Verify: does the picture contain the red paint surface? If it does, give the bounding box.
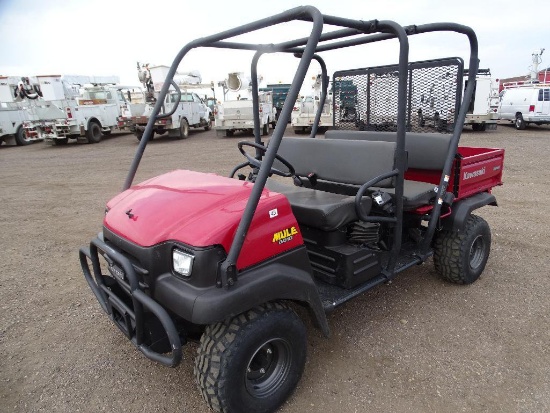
[104,170,303,270]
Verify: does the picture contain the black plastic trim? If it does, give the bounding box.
[443,192,497,231]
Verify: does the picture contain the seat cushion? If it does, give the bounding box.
[373,180,437,209]
[266,180,372,231]
[298,179,437,210]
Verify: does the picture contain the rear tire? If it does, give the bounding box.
[86,121,102,144]
[177,119,189,139]
[195,302,306,413]
[134,131,143,141]
[262,121,269,136]
[14,125,31,146]
[515,114,526,130]
[433,215,491,284]
[225,129,234,137]
[204,119,212,131]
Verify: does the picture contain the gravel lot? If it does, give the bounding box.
[1,122,549,413]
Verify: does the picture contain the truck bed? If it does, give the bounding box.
[405,146,505,200]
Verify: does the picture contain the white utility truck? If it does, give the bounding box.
[23,75,120,145]
[463,69,499,131]
[131,64,212,140]
[291,73,333,133]
[80,84,146,132]
[0,76,43,146]
[214,72,273,137]
[497,49,550,129]
[498,83,550,129]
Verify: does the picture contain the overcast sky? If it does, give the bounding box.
[1,0,548,97]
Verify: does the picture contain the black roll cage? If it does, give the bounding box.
[122,5,479,289]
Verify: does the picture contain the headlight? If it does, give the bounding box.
[172,249,194,277]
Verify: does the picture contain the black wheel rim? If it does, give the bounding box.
[245,338,292,398]
[469,235,485,270]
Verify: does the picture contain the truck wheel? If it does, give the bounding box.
[225,129,234,137]
[204,119,212,131]
[134,131,143,141]
[177,119,189,139]
[515,114,526,130]
[86,121,102,144]
[433,214,491,284]
[14,125,31,146]
[262,121,269,136]
[195,302,306,413]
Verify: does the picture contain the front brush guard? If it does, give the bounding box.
[79,236,182,367]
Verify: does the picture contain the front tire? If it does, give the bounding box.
[195,302,306,413]
[86,121,102,143]
[433,214,491,284]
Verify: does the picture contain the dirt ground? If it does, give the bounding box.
[1,122,549,413]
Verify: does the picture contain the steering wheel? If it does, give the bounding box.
[237,141,295,178]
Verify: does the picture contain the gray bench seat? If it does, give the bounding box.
[266,180,372,231]
[307,179,437,210]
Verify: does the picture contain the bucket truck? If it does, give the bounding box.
[130,64,212,141]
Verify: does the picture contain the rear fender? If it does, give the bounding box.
[443,192,497,231]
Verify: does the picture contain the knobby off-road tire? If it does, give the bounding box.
[86,121,102,144]
[177,119,189,139]
[194,301,306,413]
[433,214,491,284]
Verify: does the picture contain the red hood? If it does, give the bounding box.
[104,170,296,255]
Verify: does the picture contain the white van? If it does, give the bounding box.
[498,84,550,129]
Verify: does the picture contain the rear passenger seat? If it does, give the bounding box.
[323,130,452,209]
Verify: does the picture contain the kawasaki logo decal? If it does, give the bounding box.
[272,226,298,244]
[463,167,486,180]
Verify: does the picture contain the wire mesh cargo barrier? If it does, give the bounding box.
[333,57,464,133]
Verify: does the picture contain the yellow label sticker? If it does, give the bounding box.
[272,226,298,244]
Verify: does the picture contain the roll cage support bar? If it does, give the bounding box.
[122,5,479,288]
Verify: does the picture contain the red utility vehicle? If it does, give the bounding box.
[80,7,504,413]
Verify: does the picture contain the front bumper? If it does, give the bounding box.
[79,236,183,367]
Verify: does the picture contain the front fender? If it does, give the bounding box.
[155,247,330,336]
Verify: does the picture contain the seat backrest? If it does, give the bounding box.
[324,130,451,171]
[275,137,397,188]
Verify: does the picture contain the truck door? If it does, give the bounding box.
[193,93,206,121]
